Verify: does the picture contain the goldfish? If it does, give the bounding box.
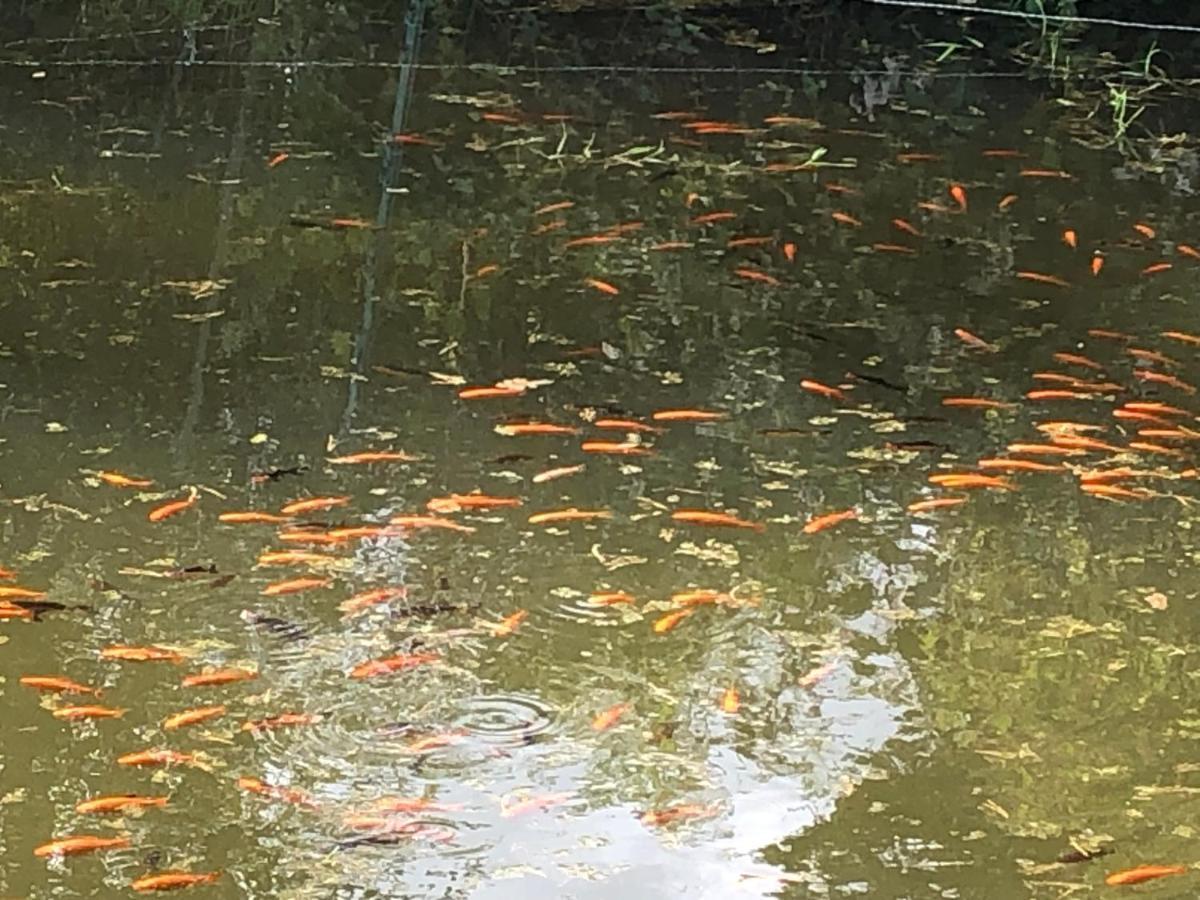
[1052,352,1103,370]
[0,566,14,579]
[733,267,781,286]
[803,509,857,534]
[388,515,477,532]
[907,498,968,513]
[458,385,525,400]
[528,508,612,525]
[719,687,740,714]
[649,240,695,251]
[20,675,100,695]
[403,732,466,754]
[1113,409,1174,426]
[131,871,222,893]
[997,193,1019,210]
[53,705,126,720]
[218,511,292,524]
[872,242,916,254]
[349,652,439,680]
[1019,168,1072,179]
[671,589,727,607]
[591,703,630,731]
[891,218,922,236]
[1015,271,1070,288]
[237,777,313,806]
[163,706,226,730]
[1133,370,1197,394]
[653,609,694,634]
[1142,261,1173,275]
[1006,443,1084,457]
[148,491,198,522]
[117,749,197,768]
[800,379,848,402]
[1128,347,1178,366]
[531,464,586,483]
[1088,328,1134,341]
[339,587,407,615]
[481,111,521,123]
[0,585,45,599]
[534,200,574,215]
[101,645,185,663]
[639,804,719,827]
[0,602,33,620]
[672,509,764,532]
[1025,389,1097,401]
[593,418,661,434]
[1081,483,1153,500]
[953,329,996,351]
[255,550,337,567]
[76,795,169,815]
[1051,435,1122,453]
[896,152,941,162]
[326,451,418,464]
[242,713,320,733]
[650,408,727,422]
[494,422,580,436]
[500,792,575,818]
[267,151,288,167]
[99,471,154,488]
[584,277,620,296]
[690,211,737,225]
[1123,401,1191,417]
[1104,865,1187,887]
[1176,244,1200,261]
[942,398,1016,410]
[1161,330,1200,345]
[830,211,862,227]
[927,474,1015,490]
[1133,222,1157,239]
[1062,228,1077,248]
[261,577,332,596]
[34,835,130,858]
[588,591,637,606]
[948,183,967,211]
[782,241,797,261]
[280,496,349,516]
[491,609,528,637]
[976,459,1063,473]
[181,668,257,688]
[1091,254,1104,276]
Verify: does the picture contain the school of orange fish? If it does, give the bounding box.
[6,102,1200,893]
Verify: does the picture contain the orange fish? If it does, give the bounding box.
[1088,328,1133,341]
[0,585,46,599]
[649,240,694,252]
[976,459,1063,473]
[458,385,525,400]
[148,491,197,523]
[579,439,653,455]
[589,591,637,606]
[982,148,1025,158]
[1062,228,1077,249]
[1025,389,1097,401]
[499,792,575,819]
[404,732,466,755]
[99,471,154,488]
[800,379,848,402]
[1104,865,1187,887]
[1128,347,1178,366]
[1006,443,1084,457]
[256,550,337,567]
[528,508,612,525]
[591,702,630,731]
[237,777,313,807]
[534,200,575,216]
[1050,434,1122,453]
[163,706,226,730]
[593,418,661,434]
[1091,254,1104,276]
[1142,261,1173,275]
[34,835,131,858]
[891,218,922,237]
[242,713,320,733]
[339,586,407,616]
[830,211,862,228]
[584,277,620,296]
[1052,352,1103,370]
[181,668,257,688]
[782,241,797,262]
[131,871,222,893]
[1133,370,1197,394]
[953,329,996,352]
[719,686,740,714]
[1113,410,1174,426]
[1123,401,1191,417]
[1133,222,1157,239]
[872,243,916,255]
[653,608,695,634]
[1019,168,1072,179]
[101,646,185,663]
[491,609,528,637]
[267,151,289,167]
[997,194,1019,210]
[0,566,14,579]
[1082,483,1152,501]
[727,235,774,248]
[531,464,586,484]
[349,652,439,680]
[0,603,33,620]
[76,795,169,815]
[942,398,1016,410]
[651,409,728,422]
[1161,330,1200,345]
[494,422,580,437]
[53,705,127,720]
[672,509,763,532]
[927,473,1015,490]
[327,451,418,465]
[896,152,941,163]
[639,804,719,827]
[802,508,857,534]
[261,577,331,597]
[690,211,737,225]
[117,749,197,768]
[20,675,99,695]
[733,267,781,286]
[279,496,349,516]
[907,497,968,513]
[671,589,728,608]
[218,511,293,524]
[1015,271,1070,288]
[948,183,967,211]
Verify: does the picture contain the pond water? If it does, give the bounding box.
[2,14,1200,900]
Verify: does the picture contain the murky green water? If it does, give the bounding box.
[3,13,1200,899]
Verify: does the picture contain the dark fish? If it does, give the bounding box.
[647,167,680,183]
[897,415,950,425]
[208,574,237,588]
[1056,845,1113,864]
[757,428,831,438]
[250,465,308,485]
[885,440,950,453]
[372,364,428,378]
[400,600,479,618]
[846,370,908,393]
[239,609,311,642]
[9,600,91,621]
[489,454,535,465]
[171,564,217,580]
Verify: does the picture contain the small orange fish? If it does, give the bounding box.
[1082,483,1151,501]
[131,871,222,893]
[1015,271,1070,288]
[719,686,740,714]
[267,151,289,168]
[897,152,941,163]
[803,508,858,534]
[1052,352,1103,371]
[218,511,293,524]
[830,211,862,228]
[237,777,313,806]
[953,329,996,351]
[733,267,781,286]
[534,200,575,216]
[457,385,526,400]
[327,451,418,465]
[563,233,621,249]
[101,646,185,663]
[727,235,774,248]
[117,749,196,768]
[927,473,1015,490]
[649,240,694,252]
[20,675,99,695]
[148,491,198,523]
[34,835,131,858]
[1006,443,1084,457]
[1133,370,1197,394]
[163,706,226,730]
[339,586,407,616]
[591,702,630,731]
[907,497,968,514]
[1050,434,1121,453]
[256,550,338,567]
[651,409,727,422]
[491,609,528,637]
[690,211,737,225]
[181,668,257,688]
[1025,389,1097,401]
[1019,168,1072,179]
[976,458,1062,473]
[387,515,476,533]
[1088,328,1133,341]
[528,508,612,525]
[76,795,168,815]
[0,585,46,599]
[1142,261,1173,275]
[1123,401,1191,417]
[426,493,523,514]
[279,496,349,516]
[499,792,575,819]
[997,193,1019,210]
[242,712,320,733]
[639,804,719,827]
[672,509,764,532]
[0,566,14,579]
[53,705,127,720]
[481,111,521,124]
[593,418,661,434]
[349,652,439,680]
[1062,228,1077,248]
[981,148,1025,158]
[99,471,154,488]
[580,440,653,455]
[584,277,620,296]
[0,602,33,620]
[1113,410,1174,426]
[800,379,848,402]
[782,241,797,262]
[494,422,580,437]
[872,242,916,255]
[1127,347,1178,366]
[261,577,331,597]
[653,608,695,634]
[942,398,1016,410]
[1161,330,1200,345]
[948,183,967,211]
[1133,222,1157,239]
[1091,254,1104,276]
[891,218,922,237]
[404,732,466,754]
[589,591,637,606]
[531,464,586,484]
[671,589,727,608]
[1104,865,1187,887]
